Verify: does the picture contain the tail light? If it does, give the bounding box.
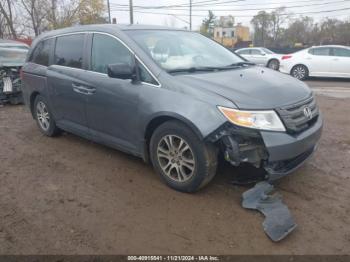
[282,55,292,60]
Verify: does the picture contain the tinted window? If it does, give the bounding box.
[91,34,133,74]
[332,48,350,57]
[31,39,51,66]
[251,49,262,55]
[310,47,331,56]
[54,34,84,69]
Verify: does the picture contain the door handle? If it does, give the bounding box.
[72,83,96,95]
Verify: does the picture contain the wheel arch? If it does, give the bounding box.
[142,112,204,162]
[267,58,279,65]
[29,91,41,118]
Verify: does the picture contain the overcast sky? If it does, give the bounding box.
[108,0,350,30]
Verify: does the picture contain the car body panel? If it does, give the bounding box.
[174,66,311,109]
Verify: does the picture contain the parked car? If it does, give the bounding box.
[0,39,29,50]
[235,47,281,70]
[0,40,29,105]
[279,45,350,80]
[21,25,322,192]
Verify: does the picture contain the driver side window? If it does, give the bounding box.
[91,33,158,85]
[91,34,133,74]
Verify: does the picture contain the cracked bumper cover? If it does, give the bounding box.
[262,114,323,179]
[207,114,323,179]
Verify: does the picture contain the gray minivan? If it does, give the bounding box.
[22,25,322,192]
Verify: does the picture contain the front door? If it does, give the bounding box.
[250,49,266,65]
[82,33,141,152]
[330,47,350,77]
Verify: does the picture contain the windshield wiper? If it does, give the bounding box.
[227,61,255,67]
[167,67,219,74]
[167,62,255,74]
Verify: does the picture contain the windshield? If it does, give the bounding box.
[126,30,244,72]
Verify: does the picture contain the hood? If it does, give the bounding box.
[174,66,312,109]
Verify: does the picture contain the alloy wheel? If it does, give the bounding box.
[292,65,306,80]
[36,101,50,131]
[157,135,196,182]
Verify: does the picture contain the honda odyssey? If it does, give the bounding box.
[22,25,323,192]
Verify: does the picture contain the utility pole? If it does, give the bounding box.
[189,0,192,30]
[107,0,111,23]
[129,0,134,24]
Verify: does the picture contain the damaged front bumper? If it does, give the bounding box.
[206,113,323,181]
[0,67,23,105]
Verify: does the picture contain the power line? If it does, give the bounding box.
[109,0,342,9]
[110,0,350,12]
[190,0,192,30]
[109,0,245,9]
[109,6,350,18]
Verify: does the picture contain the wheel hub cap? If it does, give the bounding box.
[157,135,195,182]
[36,101,50,131]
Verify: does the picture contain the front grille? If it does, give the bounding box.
[276,96,319,134]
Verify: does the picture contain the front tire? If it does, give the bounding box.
[34,95,61,137]
[291,65,309,80]
[150,120,218,193]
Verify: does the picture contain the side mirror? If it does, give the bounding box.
[107,63,136,80]
[261,53,266,56]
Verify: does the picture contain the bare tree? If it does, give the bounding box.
[0,0,17,38]
[20,0,48,36]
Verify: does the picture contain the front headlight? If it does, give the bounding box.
[218,106,286,132]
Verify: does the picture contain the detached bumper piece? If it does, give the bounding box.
[242,181,297,242]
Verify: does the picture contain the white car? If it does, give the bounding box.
[235,47,281,70]
[279,45,350,80]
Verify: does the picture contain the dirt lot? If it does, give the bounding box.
[0,94,350,255]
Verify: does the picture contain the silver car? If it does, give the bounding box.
[235,47,281,70]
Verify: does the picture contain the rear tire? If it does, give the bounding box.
[150,120,218,193]
[291,65,309,80]
[267,59,279,70]
[34,95,61,137]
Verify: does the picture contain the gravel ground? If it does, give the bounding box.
[0,94,349,255]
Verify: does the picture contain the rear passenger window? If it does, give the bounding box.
[30,39,52,66]
[237,50,250,55]
[54,34,84,69]
[311,47,330,56]
[91,33,133,74]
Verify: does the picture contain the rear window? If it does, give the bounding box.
[54,34,84,69]
[30,39,52,66]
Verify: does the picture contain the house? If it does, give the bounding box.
[213,16,251,48]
